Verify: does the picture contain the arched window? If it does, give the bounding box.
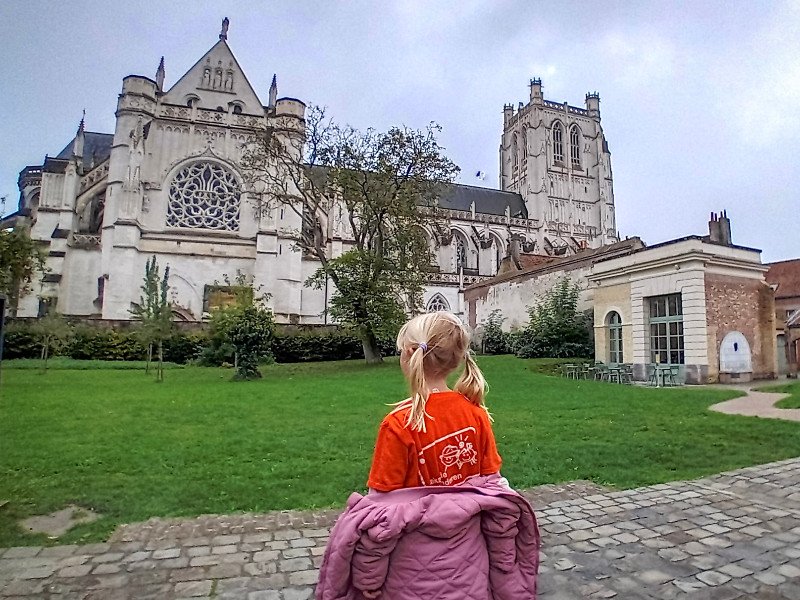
[232,104,243,115]
[607,311,623,364]
[552,122,564,164]
[570,125,581,169]
[427,293,450,313]
[166,161,241,231]
[520,127,527,167]
[512,134,519,172]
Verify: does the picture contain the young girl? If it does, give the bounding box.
[367,310,503,493]
[316,312,539,600]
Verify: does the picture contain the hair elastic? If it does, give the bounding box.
[418,343,428,352]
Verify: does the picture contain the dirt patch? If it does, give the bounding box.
[20,505,101,537]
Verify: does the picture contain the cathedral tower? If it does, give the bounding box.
[500,79,617,254]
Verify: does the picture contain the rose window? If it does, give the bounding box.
[167,162,240,231]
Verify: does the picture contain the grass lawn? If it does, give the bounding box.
[755,380,800,409]
[2,355,800,547]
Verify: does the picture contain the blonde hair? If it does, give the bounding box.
[394,311,489,432]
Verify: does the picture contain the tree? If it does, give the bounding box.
[228,305,275,380]
[130,256,173,381]
[516,278,593,359]
[203,271,272,369]
[241,106,459,363]
[0,228,47,314]
[29,311,73,369]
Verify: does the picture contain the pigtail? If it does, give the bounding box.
[454,351,491,420]
[405,345,431,432]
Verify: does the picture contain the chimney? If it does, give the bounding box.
[718,209,732,246]
[708,212,721,243]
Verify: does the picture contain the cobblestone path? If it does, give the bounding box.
[1,460,799,599]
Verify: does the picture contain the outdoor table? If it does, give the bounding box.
[563,364,579,379]
[650,364,675,387]
[607,365,623,383]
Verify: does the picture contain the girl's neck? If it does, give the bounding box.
[426,375,450,393]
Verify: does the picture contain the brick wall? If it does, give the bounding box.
[704,274,777,380]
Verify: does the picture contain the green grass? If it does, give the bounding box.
[2,356,800,547]
[755,380,800,409]
[3,357,184,370]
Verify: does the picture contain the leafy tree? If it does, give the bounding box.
[203,271,271,369]
[241,106,459,363]
[516,277,593,359]
[130,256,173,381]
[0,227,47,314]
[481,309,509,355]
[29,311,73,369]
[228,305,275,380]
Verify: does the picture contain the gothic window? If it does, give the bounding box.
[520,127,527,167]
[167,162,240,231]
[552,122,564,164]
[232,104,243,115]
[427,293,450,313]
[570,125,581,169]
[607,311,623,364]
[512,134,519,172]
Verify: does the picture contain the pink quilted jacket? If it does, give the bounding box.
[315,475,539,600]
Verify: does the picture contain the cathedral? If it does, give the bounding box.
[7,19,617,324]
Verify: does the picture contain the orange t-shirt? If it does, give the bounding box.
[367,391,502,492]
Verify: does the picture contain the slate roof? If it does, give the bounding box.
[766,258,800,300]
[307,166,527,219]
[56,132,114,170]
[438,183,527,218]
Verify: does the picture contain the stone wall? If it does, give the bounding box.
[704,273,777,381]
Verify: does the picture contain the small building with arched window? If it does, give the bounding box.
[590,214,777,384]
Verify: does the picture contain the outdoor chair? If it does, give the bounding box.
[647,364,658,386]
[620,363,634,384]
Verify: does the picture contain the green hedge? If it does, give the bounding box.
[1,321,396,364]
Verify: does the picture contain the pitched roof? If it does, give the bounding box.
[56,132,114,170]
[438,183,526,218]
[467,237,645,291]
[766,258,800,300]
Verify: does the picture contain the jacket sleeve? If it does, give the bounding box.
[351,513,401,592]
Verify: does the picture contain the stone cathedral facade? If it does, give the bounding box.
[8,21,617,325]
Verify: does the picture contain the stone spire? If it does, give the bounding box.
[268,74,277,109]
[155,56,165,92]
[73,110,85,159]
[220,17,229,41]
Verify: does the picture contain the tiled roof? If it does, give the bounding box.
[56,132,114,170]
[467,237,645,291]
[766,258,800,300]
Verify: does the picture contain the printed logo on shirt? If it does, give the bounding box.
[439,434,478,470]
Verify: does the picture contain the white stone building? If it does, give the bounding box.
[6,20,617,325]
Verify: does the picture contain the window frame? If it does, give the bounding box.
[552,122,564,165]
[607,311,623,364]
[647,293,685,364]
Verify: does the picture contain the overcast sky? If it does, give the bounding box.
[1,0,798,262]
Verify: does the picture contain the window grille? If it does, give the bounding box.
[607,311,623,364]
[648,294,684,364]
[167,162,240,231]
[553,123,564,163]
[427,294,450,313]
[570,125,581,168]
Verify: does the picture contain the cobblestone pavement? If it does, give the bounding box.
[1,460,799,599]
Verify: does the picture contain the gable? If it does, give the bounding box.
[162,40,265,116]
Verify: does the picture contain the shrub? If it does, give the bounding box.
[481,310,509,355]
[515,278,593,359]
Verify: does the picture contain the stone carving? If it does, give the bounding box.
[125,116,145,191]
